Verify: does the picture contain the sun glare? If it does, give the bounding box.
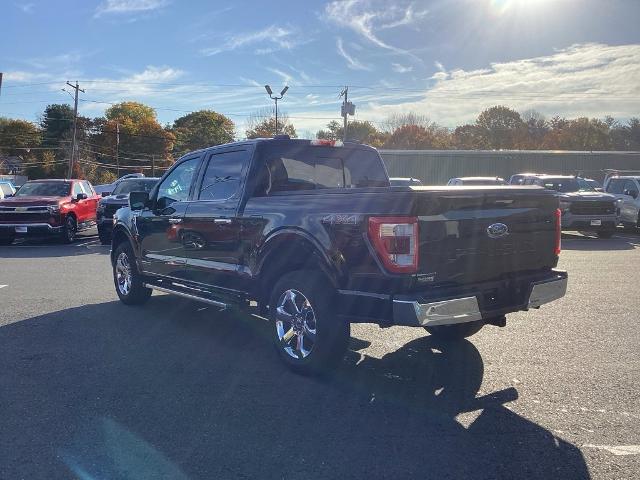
[490,0,549,14]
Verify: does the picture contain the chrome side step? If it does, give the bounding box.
[143,283,228,310]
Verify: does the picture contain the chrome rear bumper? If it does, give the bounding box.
[393,271,568,327]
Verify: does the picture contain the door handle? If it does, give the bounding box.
[169,218,183,224]
[214,218,232,224]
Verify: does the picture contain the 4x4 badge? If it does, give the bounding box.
[486,223,509,238]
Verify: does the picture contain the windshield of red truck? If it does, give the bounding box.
[15,182,71,197]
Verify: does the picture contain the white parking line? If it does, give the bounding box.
[0,285,7,289]
[583,444,640,456]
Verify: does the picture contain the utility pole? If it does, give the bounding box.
[66,81,84,179]
[115,122,120,177]
[340,86,355,142]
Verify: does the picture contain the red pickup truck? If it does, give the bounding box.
[0,179,100,245]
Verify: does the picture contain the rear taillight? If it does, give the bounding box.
[554,208,561,256]
[310,139,343,147]
[368,216,419,274]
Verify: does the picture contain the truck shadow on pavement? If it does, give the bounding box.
[0,297,589,479]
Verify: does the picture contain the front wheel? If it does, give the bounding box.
[425,321,484,341]
[112,243,152,305]
[60,215,77,244]
[98,227,111,245]
[269,271,349,375]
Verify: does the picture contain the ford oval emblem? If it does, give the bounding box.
[486,223,509,238]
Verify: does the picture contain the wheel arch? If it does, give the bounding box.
[255,228,340,306]
[110,225,137,266]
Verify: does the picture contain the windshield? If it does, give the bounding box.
[541,178,594,193]
[112,179,158,195]
[15,182,71,197]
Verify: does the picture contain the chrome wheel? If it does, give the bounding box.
[115,252,132,296]
[275,289,317,359]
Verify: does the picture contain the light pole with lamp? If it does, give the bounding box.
[264,85,289,135]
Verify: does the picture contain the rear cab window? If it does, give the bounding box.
[253,142,389,196]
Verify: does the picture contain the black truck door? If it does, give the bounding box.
[181,147,252,291]
[137,156,202,278]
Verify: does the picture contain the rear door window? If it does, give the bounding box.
[255,143,388,196]
[198,149,249,201]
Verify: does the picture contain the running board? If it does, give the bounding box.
[143,283,228,310]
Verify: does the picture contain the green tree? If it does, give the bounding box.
[453,124,483,149]
[172,110,235,157]
[245,108,296,139]
[89,102,175,175]
[40,104,74,148]
[0,118,41,157]
[475,106,527,149]
[316,120,386,147]
[105,102,156,124]
[383,125,451,149]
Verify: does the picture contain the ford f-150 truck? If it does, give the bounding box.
[0,179,99,245]
[110,137,567,374]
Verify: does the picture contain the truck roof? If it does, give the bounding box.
[177,136,377,160]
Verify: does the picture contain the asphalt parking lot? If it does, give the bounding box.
[1,230,639,479]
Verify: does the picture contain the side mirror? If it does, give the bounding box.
[623,189,639,199]
[129,191,150,211]
[75,193,88,201]
[101,191,111,197]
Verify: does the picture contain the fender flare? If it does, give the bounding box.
[255,227,341,289]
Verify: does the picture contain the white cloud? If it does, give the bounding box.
[336,38,371,71]
[94,0,168,18]
[201,25,300,56]
[392,63,413,73]
[2,71,52,82]
[359,43,640,127]
[324,0,425,57]
[16,3,35,14]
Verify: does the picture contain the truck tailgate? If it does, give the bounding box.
[410,187,559,286]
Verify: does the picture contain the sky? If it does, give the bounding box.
[1,0,639,138]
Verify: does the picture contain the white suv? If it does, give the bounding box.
[604,176,640,229]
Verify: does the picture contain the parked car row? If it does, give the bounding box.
[446,172,638,238]
[0,175,160,245]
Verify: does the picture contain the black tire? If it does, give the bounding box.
[425,321,484,341]
[597,229,614,238]
[98,227,111,245]
[60,215,77,244]
[269,270,349,375]
[0,235,14,246]
[112,242,152,305]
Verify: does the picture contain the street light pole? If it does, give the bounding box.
[264,85,289,135]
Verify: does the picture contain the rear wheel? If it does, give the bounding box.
[113,242,152,305]
[425,321,484,341]
[269,270,349,375]
[60,215,77,244]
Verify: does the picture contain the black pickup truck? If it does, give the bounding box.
[110,137,567,374]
